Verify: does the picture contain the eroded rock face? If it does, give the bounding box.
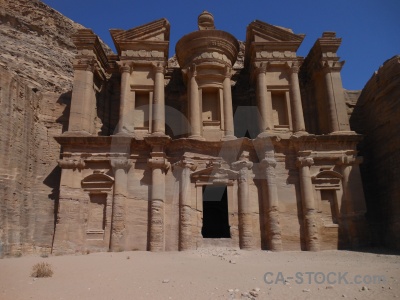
[0,0,103,256]
[351,55,400,249]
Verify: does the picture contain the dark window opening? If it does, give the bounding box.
[202,185,231,238]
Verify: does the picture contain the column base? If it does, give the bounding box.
[151,131,167,137]
[329,130,356,135]
[62,130,91,136]
[114,131,135,137]
[221,135,236,141]
[257,130,276,138]
[188,135,205,141]
[293,130,308,137]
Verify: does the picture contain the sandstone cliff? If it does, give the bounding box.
[0,0,111,256]
[350,55,400,249]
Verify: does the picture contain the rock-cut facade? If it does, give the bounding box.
[53,12,368,253]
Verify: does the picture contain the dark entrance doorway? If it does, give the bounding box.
[201,185,230,238]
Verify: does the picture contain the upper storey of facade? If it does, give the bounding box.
[63,11,353,141]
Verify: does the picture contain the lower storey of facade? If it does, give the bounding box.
[52,134,369,254]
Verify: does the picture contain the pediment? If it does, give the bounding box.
[110,19,170,56]
[81,172,114,191]
[191,165,238,183]
[110,18,170,43]
[246,20,304,43]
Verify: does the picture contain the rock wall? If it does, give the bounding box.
[0,0,110,256]
[350,55,400,249]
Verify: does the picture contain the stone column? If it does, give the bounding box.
[117,64,132,134]
[256,65,271,133]
[152,63,166,135]
[260,155,283,251]
[175,159,197,251]
[256,64,273,133]
[222,67,235,140]
[322,63,340,133]
[288,62,306,133]
[110,158,132,252]
[146,136,170,251]
[188,64,202,139]
[68,59,96,134]
[232,152,254,249]
[297,157,320,251]
[338,155,366,247]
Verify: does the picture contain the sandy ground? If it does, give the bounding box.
[0,248,399,300]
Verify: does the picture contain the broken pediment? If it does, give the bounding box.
[110,18,170,56]
[246,20,305,44]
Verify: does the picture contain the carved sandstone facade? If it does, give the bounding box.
[53,12,368,254]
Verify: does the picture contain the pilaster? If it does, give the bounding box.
[297,157,320,251]
[110,158,132,251]
[260,154,283,251]
[232,151,254,250]
[174,159,197,251]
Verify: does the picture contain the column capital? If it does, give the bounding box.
[58,159,85,170]
[260,157,277,169]
[286,61,301,74]
[110,158,133,171]
[148,157,170,171]
[73,58,97,72]
[189,63,197,78]
[118,63,132,74]
[254,62,267,75]
[296,157,314,168]
[152,62,166,74]
[337,155,363,166]
[173,159,197,171]
[224,66,232,78]
[232,160,253,171]
[320,60,345,73]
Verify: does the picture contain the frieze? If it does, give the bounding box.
[122,50,164,58]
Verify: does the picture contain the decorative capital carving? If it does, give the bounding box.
[260,157,277,169]
[255,62,267,75]
[320,60,344,73]
[296,157,314,168]
[73,58,97,72]
[232,160,253,171]
[148,157,170,171]
[286,61,300,74]
[174,159,197,172]
[58,159,85,170]
[232,151,253,170]
[189,63,197,78]
[337,155,363,166]
[119,63,132,74]
[224,66,232,78]
[110,158,133,171]
[153,62,165,74]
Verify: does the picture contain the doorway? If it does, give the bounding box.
[201,185,230,238]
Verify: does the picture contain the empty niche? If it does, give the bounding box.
[202,88,220,127]
[271,91,289,129]
[134,91,150,130]
[87,193,107,239]
[320,189,339,225]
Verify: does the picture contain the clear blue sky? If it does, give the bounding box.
[42,0,399,90]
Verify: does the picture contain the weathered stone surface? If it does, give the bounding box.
[351,55,400,249]
[0,0,111,256]
[1,3,386,256]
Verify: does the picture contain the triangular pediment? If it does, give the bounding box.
[191,165,238,181]
[110,18,170,43]
[246,20,304,43]
[110,19,170,55]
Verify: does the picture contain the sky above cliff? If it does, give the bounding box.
[41,0,399,90]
